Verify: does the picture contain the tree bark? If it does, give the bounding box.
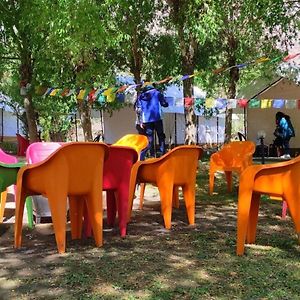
[20,58,39,142]
[224,35,239,143]
[130,25,142,84]
[167,0,198,145]
[179,30,197,145]
[78,100,93,141]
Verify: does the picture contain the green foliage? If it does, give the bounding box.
[194,98,219,119]
[0,141,17,154]
[0,0,299,141]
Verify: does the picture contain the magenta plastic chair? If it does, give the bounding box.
[26,142,63,224]
[69,145,139,238]
[0,148,19,222]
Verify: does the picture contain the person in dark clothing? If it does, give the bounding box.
[135,84,169,160]
[273,111,295,158]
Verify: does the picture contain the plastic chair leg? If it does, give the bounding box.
[106,190,117,226]
[116,188,129,237]
[25,197,34,229]
[14,190,27,249]
[282,201,288,219]
[85,188,103,248]
[69,196,85,239]
[225,171,233,193]
[158,183,173,229]
[246,193,260,244]
[182,183,196,225]
[236,188,253,255]
[139,183,146,209]
[209,171,215,195]
[46,192,68,254]
[0,191,7,222]
[172,186,179,208]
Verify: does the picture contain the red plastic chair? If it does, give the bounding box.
[69,145,139,238]
[16,133,30,156]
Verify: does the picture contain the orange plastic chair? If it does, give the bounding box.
[113,134,149,159]
[14,142,109,254]
[236,155,300,256]
[128,145,203,229]
[209,141,256,195]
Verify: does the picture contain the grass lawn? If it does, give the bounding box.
[0,160,299,299]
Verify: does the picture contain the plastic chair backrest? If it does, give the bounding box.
[26,142,63,164]
[15,142,109,253]
[128,145,203,229]
[25,142,64,224]
[113,134,149,158]
[216,141,255,167]
[0,148,18,164]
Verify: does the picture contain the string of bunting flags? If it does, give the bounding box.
[158,97,300,119]
[20,52,300,105]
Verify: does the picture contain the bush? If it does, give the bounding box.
[0,141,17,155]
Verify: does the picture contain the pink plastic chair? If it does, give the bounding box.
[26,142,63,163]
[0,148,18,222]
[69,145,139,238]
[26,142,64,223]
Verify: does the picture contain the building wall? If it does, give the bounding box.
[0,109,20,141]
[246,78,300,148]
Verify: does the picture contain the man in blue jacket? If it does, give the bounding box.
[135,84,169,160]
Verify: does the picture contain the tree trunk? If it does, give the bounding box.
[224,36,239,143]
[130,25,142,84]
[78,101,93,141]
[179,31,197,145]
[183,77,197,145]
[20,58,39,142]
[23,95,38,141]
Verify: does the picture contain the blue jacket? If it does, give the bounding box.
[136,88,168,123]
[278,117,294,139]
